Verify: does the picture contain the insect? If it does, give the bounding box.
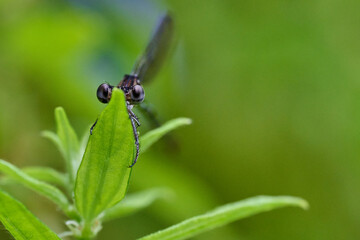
[92,13,174,167]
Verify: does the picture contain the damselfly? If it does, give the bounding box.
[92,14,174,167]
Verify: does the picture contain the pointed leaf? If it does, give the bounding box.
[139,196,308,240]
[0,159,72,216]
[41,131,64,155]
[102,188,172,222]
[0,190,60,240]
[75,88,135,221]
[54,107,80,186]
[0,167,66,188]
[22,167,67,187]
[79,125,91,157]
[140,118,192,153]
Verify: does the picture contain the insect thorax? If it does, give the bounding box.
[117,74,142,104]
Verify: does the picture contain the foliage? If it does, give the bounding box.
[0,89,307,239]
[139,196,308,240]
[0,191,60,240]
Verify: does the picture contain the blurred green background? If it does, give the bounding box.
[0,0,359,239]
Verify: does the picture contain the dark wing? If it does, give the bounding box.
[132,13,174,83]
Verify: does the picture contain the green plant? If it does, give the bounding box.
[0,88,308,240]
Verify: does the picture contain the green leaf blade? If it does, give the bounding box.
[139,195,308,240]
[54,107,80,186]
[0,190,60,240]
[102,188,172,222]
[41,131,64,156]
[140,118,192,153]
[22,167,67,187]
[75,88,135,221]
[1,167,66,188]
[0,159,71,216]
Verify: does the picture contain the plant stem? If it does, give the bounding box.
[77,219,97,240]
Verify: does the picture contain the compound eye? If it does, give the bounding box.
[131,85,145,103]
[97,83,113,103]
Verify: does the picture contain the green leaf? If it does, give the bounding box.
[75,88,135,221]
[0,190,60,240]
[139,196,309,240]
[41,131,63,155]
[0,167,66,188]
[102,188,172,222]
[0,159,72,217]
[22,167,67,187]
[140,118,192,153]
[79,125,91,157]
[49,107,80,187]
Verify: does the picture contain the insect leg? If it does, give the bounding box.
[127,106,140,167]
[90,119,98,135]
[128,108,141,127]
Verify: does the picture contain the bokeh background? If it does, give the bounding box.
[1,0,359,239]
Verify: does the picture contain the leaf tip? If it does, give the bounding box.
[55,106,65,114]
[181,118,192,125]
[275,196,310,210]
[298,198,310,210]
[111,87,124,99]
[152,187,176,201]
[40,130,51,137]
